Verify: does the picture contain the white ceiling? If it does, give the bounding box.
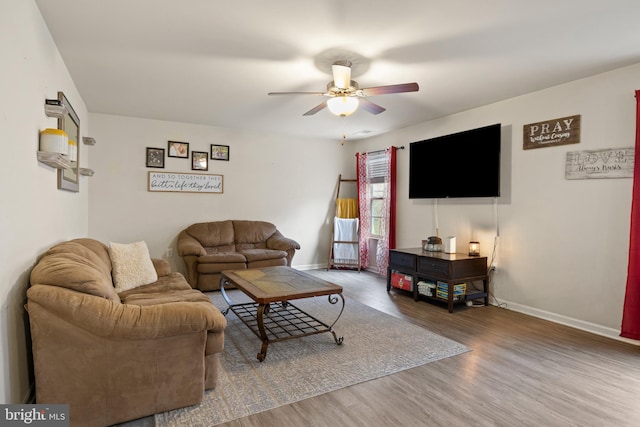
[35,0,640,141]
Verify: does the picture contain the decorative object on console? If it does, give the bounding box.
[424,236,443,252]
[469,241,480,256]
[444,236,456,254]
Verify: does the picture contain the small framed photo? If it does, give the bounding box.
[168,141,189,158]
[211,144,230,161]
[192,151,208,171]
[146,147,165,168]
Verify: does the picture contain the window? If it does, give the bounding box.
[367,152,389,237]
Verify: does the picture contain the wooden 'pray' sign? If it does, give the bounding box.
[523,115,580,150]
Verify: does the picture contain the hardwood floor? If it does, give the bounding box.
[218,270,640,427]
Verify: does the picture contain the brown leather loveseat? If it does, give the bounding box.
[26,238,227,427]
[177,220,300,291]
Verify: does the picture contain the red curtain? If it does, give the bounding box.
[375,147,397,274]
[355,147,397,275]
[356,152,370,270]
[621,90,640,340]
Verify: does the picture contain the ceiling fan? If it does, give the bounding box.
[268,60,419,117]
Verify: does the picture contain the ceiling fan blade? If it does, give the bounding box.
[268,91,325,96]
[358,98,386,115]
[332,61,352,89]
[360,82,419,96]
[303,101,328,116]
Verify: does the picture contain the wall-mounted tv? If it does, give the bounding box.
[409,123,501,199]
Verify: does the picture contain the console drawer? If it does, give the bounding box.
[417,258,450,276]
[390,251,416,270]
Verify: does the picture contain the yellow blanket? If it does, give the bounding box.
[336,198,358,218]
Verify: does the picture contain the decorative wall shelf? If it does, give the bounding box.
[37,151,71,169]
[44,99,66,119]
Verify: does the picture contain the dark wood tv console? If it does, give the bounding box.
[387,248,488,313]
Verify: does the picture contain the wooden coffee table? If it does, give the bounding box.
[219,266,345,361]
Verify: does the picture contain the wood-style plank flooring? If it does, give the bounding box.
[218,269,640,427]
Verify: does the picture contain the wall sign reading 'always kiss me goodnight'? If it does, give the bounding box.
[148,171,223,193]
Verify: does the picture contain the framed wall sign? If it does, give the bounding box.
[523,115,580,150]
[148,171,223,193]
[565,147,634,179]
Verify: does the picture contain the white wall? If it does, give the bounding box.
[87,114,347,273]
[0,0,89,403]
[350,63,639,340]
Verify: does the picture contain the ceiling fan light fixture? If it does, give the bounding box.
[331,61,352,89]
[327,96,359,117]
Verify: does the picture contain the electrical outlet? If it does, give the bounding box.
[165,248,174,257]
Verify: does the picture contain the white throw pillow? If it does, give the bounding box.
[109,241,158,292]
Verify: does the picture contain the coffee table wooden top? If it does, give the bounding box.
[221,266,343,304]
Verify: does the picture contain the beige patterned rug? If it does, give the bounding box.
[153,290,469,426]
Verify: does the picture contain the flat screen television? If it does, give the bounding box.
[409,123,501,199]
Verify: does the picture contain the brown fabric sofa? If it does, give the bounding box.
[178,220,300,291]
[26,238,227,427]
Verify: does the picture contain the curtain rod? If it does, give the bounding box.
[367,145,405,155]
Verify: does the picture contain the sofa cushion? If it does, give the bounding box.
[30,240,120,302]
[186,220,234,248]
[239,248,288,262]
[233,220,277,246]
[119,273,214,306]
[118,272,192,300]
[198,252,247,263]
[109,241,158,292]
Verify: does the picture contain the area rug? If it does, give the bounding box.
[155,290,469,426]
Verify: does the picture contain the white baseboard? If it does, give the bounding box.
[293,263,326,271]
[501,300,640,346]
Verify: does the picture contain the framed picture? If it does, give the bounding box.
[168,140,189,158]
[192,151,208,171]
[211,144,230,161]
[146,147,165,168]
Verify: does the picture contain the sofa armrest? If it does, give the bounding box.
[177,231,206,257]
[151,258,171,276]
[267,230,301,251]
[27,285,226,339]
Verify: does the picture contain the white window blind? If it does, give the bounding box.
[367,151,387,183]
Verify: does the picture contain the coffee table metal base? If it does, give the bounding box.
[221,287,344,361]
